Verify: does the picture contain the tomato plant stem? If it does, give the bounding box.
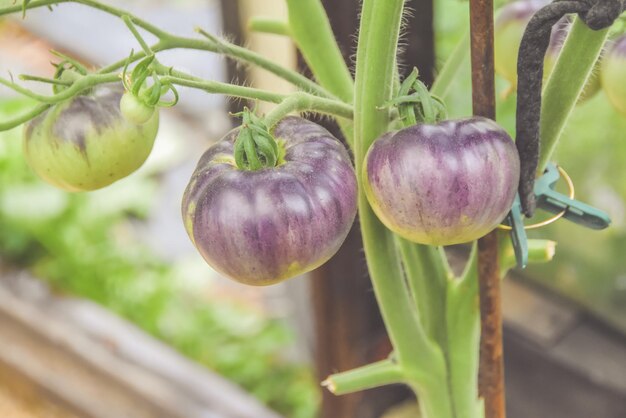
[538,18,609,172]
[0,73,120,104]
[247,18,291,37]
[0,65,352,133]
[263,92,353,130]
[122,15,153,55]
[180,30,335,99]
[355,0,424,366]
[19,75,71,86]
[353,1,454,417]
[322,359,404,395]
[396,239,450,347]
[0,103,48,131]
[447,247,483,418]
[160,74,352,120]
[0,0,334,100]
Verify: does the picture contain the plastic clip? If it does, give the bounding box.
[502,163,611,269]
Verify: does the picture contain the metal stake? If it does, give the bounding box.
[469,0,507,416]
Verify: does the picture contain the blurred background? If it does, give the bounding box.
[0,0,625,417]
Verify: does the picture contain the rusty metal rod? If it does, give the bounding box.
[469,0,506,417]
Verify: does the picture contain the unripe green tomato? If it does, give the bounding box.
[120,92,155,125]
[494,0,600,103]
[601,36,626,117]
[23,84,159,192]
[494,0,549,88]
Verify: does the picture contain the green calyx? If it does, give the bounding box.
[234,108,281,171]
[122,53,179,110]
[385,68,447,127]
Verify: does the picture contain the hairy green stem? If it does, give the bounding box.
[0,104,49,131]
[19,74,71,86]
[188,31,335,99]
[396,239,450,347]
[248,17,291,36]
[354,0,426,366]
[1,0,333,99]
[162,75,352,120]
[122,15,153,55]
[538,18,609,171]
[396,239,465,418]
[0,64,351,131]
[0,73,119,103]
[163,76,286,103]
[353,1,453,417]
[323,359,404,395]
[445,247,482,418]
[263,92,353,129]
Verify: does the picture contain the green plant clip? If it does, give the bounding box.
[505,163,611,269]
[535,163,611,230]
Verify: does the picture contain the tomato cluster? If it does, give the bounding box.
[23,77,523,284]
[18,0,622,286]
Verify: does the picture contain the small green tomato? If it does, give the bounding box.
[120,91,155,125]
[601,36,626,117]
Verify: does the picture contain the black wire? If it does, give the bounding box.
[515,0,625,217]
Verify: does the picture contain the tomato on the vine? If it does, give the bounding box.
[601,35,626,117]
[23,83,159,192]
[182,116,358,286]
[364,117,520,246]
[120,91,156,125]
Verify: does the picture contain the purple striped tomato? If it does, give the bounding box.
[182,116,358,286]
[364,117,520,246]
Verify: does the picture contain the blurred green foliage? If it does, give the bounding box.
[0,98,319,418]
